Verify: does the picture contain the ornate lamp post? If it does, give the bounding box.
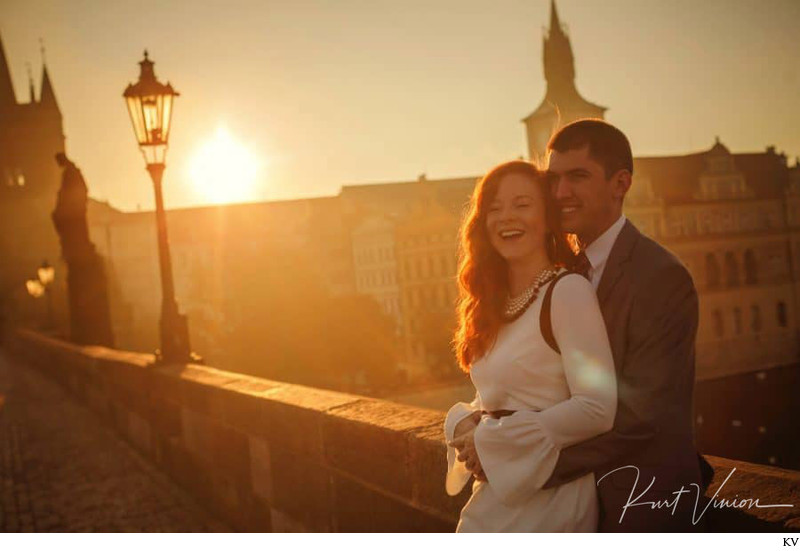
[37,260,55,328]
[24,260,55,330]
[123,50,198,365]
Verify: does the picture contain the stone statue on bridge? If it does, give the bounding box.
[51,153,114,347]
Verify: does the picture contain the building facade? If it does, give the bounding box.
[351,213,403,335]
[0,32,70,332]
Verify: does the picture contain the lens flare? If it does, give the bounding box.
[187,125,262,205]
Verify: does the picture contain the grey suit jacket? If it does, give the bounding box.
[541,219,712,532]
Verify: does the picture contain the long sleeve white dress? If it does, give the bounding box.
[443,269,617,532]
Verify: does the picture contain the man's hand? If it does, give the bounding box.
[448,426,487,482]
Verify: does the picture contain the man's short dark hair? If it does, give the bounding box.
[547,119,633,179]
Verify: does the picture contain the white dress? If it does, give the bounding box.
[443,269,617,532]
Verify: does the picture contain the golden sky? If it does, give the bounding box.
[1,0,798,212]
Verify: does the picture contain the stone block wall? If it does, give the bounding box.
[5,329,799,532]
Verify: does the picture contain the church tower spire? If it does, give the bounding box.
[522,0,606,160]
[0,33,65,201]
[39,63,60,113]
[543,0,576,96]
[38,39,59,113]
[0,32,18,111]
[27,62,36,103]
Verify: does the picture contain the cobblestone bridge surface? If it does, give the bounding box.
[0,349,229,532]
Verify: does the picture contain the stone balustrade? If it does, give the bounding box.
[4,328,799,532]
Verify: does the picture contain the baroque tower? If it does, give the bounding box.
[523,0,606,160]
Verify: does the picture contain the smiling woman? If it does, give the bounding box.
[186,126,262,205]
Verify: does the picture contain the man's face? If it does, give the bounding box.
[547,145,625,245]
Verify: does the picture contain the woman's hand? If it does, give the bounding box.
[453,410,481,440]
[448,425,487,482]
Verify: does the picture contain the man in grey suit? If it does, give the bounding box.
[541,119,713,532]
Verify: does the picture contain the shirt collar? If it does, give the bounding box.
[584,214,627,270]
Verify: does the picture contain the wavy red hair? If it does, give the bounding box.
[452,160,577,373]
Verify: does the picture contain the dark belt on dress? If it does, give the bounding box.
[481,409,517,419]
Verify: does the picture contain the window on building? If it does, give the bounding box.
[777,301,788,328]
[712,309,724,337]
[733,307,742,334]
[706,253,720,288]
[724,251,739,287]
[744,249,758,285]
[751,304,762,333]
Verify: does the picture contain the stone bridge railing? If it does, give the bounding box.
[4,329,799,532]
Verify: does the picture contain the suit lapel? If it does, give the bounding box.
[596,219,640,307]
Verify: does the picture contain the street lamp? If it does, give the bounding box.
[123,50,199,365]
[37,260,55,329]
[24,260,55,330]
[38,260,55,286]
[26,279,45,298]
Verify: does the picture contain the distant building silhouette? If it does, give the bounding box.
[0,33,64,199]
[523,0,606,160]
[0,32,67,331]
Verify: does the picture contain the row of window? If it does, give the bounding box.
[355,245,394,265]
[378,296,401,319]
[400,233,455,248]
[404,283,457,311]
[402,254,457,282]
[357,270,397,289]
[705,250,758,288]
[710,301,788,338]
[664,208,779,238]
[2,168,25,187]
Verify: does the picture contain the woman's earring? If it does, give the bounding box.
[546,231,557,258]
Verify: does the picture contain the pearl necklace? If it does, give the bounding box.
[503,267,559,321]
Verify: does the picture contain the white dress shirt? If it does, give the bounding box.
[583,214,627,290]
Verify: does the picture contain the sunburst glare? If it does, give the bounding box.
[187,126,262,205]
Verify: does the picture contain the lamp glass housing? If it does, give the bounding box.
[26,279,45,298]
[37,264,55,285]
[123,51,179,165]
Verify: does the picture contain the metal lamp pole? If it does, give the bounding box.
[37,260,55,329]
[123,50,199,365]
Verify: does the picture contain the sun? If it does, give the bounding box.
[187,126,262,205]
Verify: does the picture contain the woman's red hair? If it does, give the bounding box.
[452,160,577,373]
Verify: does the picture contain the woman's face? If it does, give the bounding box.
[485,172,547,263]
